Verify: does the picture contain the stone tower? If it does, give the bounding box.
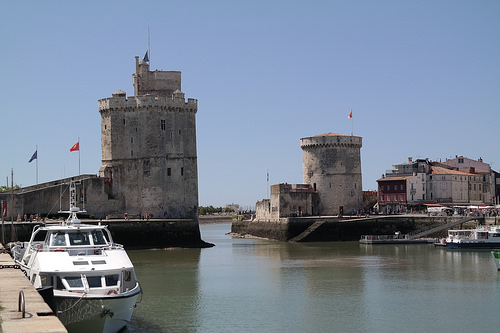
[300,133,362,216]
[98,56,198,219]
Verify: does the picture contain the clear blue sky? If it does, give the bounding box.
[1,1,499,208]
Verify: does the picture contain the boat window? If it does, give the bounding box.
[69,232,91,246]
[105,274,119,286]
[66,276,83,288]
[123,270,132,281]
[73,261,89,265]
[51,233,67,247]
[91,230,107,245]
[87,276,102,288]
[40,274,48,286]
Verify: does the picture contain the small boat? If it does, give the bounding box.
[10,182,141,333]
[491,250,500,270]
[445,225,500,249]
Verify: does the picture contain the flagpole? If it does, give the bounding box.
[35,145,38,184]
[78,137,81,176]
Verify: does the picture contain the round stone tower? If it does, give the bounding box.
[300,133,362,216]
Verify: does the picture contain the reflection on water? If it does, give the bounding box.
[125,223,500,333]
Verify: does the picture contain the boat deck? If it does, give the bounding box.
[359,235,436,244]
[0,243,67,333]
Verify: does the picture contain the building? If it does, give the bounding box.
[377,156,497,213]
[98,56,199,219]
[301,133,363,216]
[254,132,363,221]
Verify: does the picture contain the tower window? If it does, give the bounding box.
[131,150,133,156]
[161,119,166,130]
[123,119,126,125]
[181,167,184,176]
[167,168,171,176]
[131,137,134,144]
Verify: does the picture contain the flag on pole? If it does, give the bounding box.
[70,142,80,152]
[348,109,353,119]
[28,150,38,163]
[143,50,149,62]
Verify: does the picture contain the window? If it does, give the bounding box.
[91,230,107,245]
[167,168,171,176]
[51,233,66,246]
[181,167,184,176]
[131,137,134,144]
[122,119,126,125]
[161,119,166,130]
[387,185,391,191]
[400,185,404,190]
[105,275,120,286]
[69,232,90,246]
[87,276,102,288]
[458,158,464,163]
[66,276,83,288]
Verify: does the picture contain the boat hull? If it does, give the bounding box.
[446,242,500,249]
[54,290,141,333]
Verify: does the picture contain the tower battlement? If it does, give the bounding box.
[300,133,362,149]
[98,93,197,113]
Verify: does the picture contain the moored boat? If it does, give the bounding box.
[10,182,141,333]
[445,225,500,249]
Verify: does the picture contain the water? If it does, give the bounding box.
[125,223,500,333]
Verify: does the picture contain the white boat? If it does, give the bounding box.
[491,250,500,270]
[445,225,500,249]
[11,182,141,333]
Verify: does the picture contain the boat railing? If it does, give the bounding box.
[360,234,411,241]
[30,242,124,255]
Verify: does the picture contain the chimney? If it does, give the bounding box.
[408,157,413,163]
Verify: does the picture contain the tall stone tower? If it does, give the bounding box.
[300,133,362,216]
[98,56,198,219]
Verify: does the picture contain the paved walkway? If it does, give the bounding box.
[0,243,67,333]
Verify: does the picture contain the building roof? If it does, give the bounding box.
[377,176,413,182]
[430,166,473,175]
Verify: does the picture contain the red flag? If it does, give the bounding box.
[2,201,6,217]
[348,109,353,119]
[70,142,79,152]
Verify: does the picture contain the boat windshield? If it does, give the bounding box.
[48,229,109,247]
[69,232,91,246]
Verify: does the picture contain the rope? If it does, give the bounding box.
[56,292,87,314]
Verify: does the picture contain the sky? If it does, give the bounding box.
[1,0,499,209]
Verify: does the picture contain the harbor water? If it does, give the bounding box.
[124,223,500,333]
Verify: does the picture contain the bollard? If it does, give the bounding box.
[18,290,25,318]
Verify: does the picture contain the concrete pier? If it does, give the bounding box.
[0,243,67,333]
[231,215,495,242]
